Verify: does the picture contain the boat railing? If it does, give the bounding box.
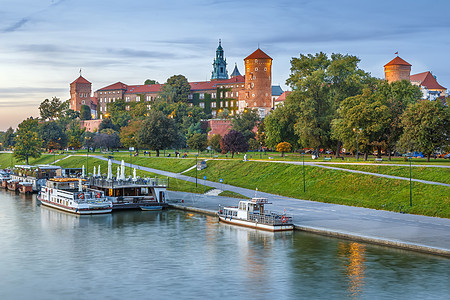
[247,212,293,225]
[88,177,168,188]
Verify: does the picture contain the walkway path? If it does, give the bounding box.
[90,155,450,256]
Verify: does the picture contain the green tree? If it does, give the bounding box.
[217,108,230,119]
[208,134,222,152]
[221,130,248,158]
[137,110,178,156]
[1,127,16,149]
[80,105,92,120]
[187,133,208,153]
[264,104,298,148]
[231,109,259,141]
[39,97,67,120]
[377,80,422,160]
[399,100,449,161]
[331,89,390,160]
[14,118,41,164]
[81,131,96,152]
[159,75,191,103]
[66,121,85,149]
[144,79,159,85]
[286,52,373,156]
[99,117,119,132]
[39,121,68,150]
[120,119,143,150]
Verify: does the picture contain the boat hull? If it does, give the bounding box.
[39,197,112,215]
[218,215,294,232]
[140,206,163,211]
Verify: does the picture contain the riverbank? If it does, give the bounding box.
[166,191,450,258]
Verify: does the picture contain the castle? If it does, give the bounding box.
[70,41,281,120]
[384,56,447,101]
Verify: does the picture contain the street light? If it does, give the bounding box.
[303,150,306,193]
[353,128,362,161]
[195,155,198,188]
[409,157,412,207]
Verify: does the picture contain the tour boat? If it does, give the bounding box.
[140,205,163,211]
[38,178,112,215]
[218,197,294,231]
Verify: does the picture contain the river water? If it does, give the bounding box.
[0,191,448,300]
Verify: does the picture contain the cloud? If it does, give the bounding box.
[2,18,30,33]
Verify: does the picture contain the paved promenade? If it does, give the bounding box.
[91,155,450,256]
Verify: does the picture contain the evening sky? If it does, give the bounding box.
[0,0,449,130]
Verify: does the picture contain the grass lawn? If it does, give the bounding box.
[184,160,450,218]
[328,164,450,185]
[0,153,69,168]
[218,191,248,199]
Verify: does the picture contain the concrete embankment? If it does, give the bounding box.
[168,201,450,258]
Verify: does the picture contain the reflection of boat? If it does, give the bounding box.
[38,178,112,215]
[218,198,294,232]
[140,205,163,211]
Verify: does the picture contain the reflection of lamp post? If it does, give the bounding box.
[85,136,91,177]
[353,128,362,161]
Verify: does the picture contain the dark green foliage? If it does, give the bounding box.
[39,97,68,120]
[1,127,15,149]
[99,117,119,132]
[159,74,191,103]
[137,110,178,156]
[231,109,259,141]
[80,105,92,120]
[14,118,41,164]
[208,134,222,152]
[144,79,159,85]
[187,133,208,153]
[39,121,68,150]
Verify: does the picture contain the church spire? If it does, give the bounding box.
[211,39,228,80]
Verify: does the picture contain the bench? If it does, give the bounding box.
[213,155,219,158]
[324,157,332,161]
[268,157,273,159]
[375,158,383,162]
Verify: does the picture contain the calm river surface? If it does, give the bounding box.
[0,191,449,300]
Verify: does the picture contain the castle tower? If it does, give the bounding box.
[238,48,272,118]
[70,75,92,112]
[230,63,241,78]
[211,40,228,80]
[384,56,412,83]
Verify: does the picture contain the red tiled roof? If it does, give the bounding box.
[90,96,98,105]
[126,84,163,94]
[410,71,446,90]
[275,91,291,102]
[97,82,128,91]
[245,48,272,60]
[71,76,91,85]
[190,75,245,91]
[384,56,411,67]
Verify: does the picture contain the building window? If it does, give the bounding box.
[126,105,130,111]
[225,92,229,98]
[136,96,140,101]
[126,97,130,102]
[220,102,223,107]
[82,100,85,104]
[147,105,151,110]
[212,110,217,117]
[252,94,255,98]
[220,92,223,98]
[108,92,111,94]
[255,67,258,71]
[188,94,193,100]
[265,93,268,96]
[230,92,233,97]
[199,102,205,108]
[255,59,258,63]
[211,102,216,108]
[225,101,228,107]
[264,67,267,71]
[200,93,205,99]
[212,93,216,99]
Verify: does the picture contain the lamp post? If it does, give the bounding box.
[303,150,306,192]
[409,157,412,207]
[353,128,362,161]
[195,155,198,189]
[85,136,91,177]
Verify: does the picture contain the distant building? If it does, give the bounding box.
[384,55,447,101]
[70,42,276,121]
[273,91,291,108]
[410,71,447,101]
[271,85,284,107]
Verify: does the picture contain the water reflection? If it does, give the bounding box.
[40,205,113,229]
[339,242,366,299]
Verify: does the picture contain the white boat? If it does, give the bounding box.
[218,198,294,231]
[38,178,112,215]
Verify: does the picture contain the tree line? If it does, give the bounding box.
[1,53,448,163]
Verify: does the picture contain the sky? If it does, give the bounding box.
[1,0,449,131]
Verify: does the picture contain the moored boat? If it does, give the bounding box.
[218,198,294,232]
[38,178,112,215]
[140,205,163,211]
[0,170,11,188]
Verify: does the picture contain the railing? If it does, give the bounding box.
[87,177,168,188]
[247,213,293,226]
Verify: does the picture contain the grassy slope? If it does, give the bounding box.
[327,164,450,185]
[183,160,449,218]
[98,154,195,173]
[0,153,69,168]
